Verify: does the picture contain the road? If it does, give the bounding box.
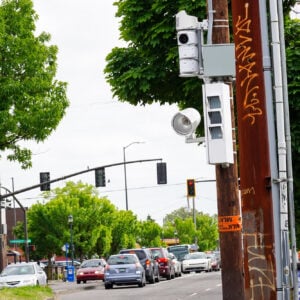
[49,271,222,300]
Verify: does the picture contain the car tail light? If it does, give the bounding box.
[158,257,169,265]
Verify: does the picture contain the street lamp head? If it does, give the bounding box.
[68,214,73,224]
[124,141,145,150]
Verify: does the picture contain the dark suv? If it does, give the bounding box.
[150,247,175,280]
[119,248,160,284]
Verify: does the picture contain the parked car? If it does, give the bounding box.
[213,251,221,268]
[119,248,159,283]
[168,252,182,277]
[206,253,220,271]
[0,262,47,288]
[54,260,81,267]
[104,253,146,289]
[182,252,212,273]
[149,247,175,280]
[76,258,106,284]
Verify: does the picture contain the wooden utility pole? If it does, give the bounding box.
[231,1,277,299]
[211,1,245,299]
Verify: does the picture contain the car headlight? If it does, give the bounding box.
[136,270,141,274]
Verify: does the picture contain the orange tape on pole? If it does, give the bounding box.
[218,215,242,232]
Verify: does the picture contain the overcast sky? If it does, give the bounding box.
[0,0,217,225]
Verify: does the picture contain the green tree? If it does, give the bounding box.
[0,0,68,168]
[163,207,194,225]
[162,207,218,248]
[110,210,140,254]
[174,217,197,244]
[139,218,162,247]
[104,0,207,122]
[285,16,300,244]
[15,181,116,267]
[195,213,218,251]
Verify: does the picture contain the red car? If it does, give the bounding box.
[150,247,175,280]
[76,258,106,284]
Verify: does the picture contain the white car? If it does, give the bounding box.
[0,262,47,288]
[168,253,182,277]
[182,252,211,273]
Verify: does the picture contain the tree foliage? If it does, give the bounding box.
[0,0,68,168]
[138,218,162,247]
[104,0,206,113]
[110,210,140,254]
[285,17,300,244]
[20,182,117,263]
[163,207,218,250]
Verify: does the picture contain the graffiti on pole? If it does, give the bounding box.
[235,3,263,125]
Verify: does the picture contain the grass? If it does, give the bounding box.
[0,286,54,300]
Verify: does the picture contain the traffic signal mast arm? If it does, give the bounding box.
[0,158,163,200]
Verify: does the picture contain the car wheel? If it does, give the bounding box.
[105,283,112,289]
[166,272,172,280]
[77,280,81,284]
[171,269,175,279]
[139,275,146,288]
[148,271,155,284]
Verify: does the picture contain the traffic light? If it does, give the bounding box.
[202,83,233,165]
[157,162,167,184]
[40,172,50,191]
[187,179,196,197]
[176,11,201,77]
[95,168,106,187]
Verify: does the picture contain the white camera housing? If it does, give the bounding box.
[176,11,199,31]
[171,108,201,137]
[176,11,200,77]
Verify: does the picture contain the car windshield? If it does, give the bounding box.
[151,249,163,258]
[2,265,35,276]
[184,252,206,260]
[120,250,146,260]
[108,255,138,265]
[81,260,102,268]
[207,254,216,260]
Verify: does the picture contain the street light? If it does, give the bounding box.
[68,215,74,266]
[123,141,144,210]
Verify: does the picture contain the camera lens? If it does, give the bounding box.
[179,33,189,44]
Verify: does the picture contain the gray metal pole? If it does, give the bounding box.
[277,0,298,298]
[268,0,294,298]
[123,147,129,210]
[123,142,144,211]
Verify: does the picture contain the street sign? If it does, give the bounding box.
[10,239,31,244]
[62,243,69,252]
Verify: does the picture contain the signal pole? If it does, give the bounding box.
[210,1,245,299]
